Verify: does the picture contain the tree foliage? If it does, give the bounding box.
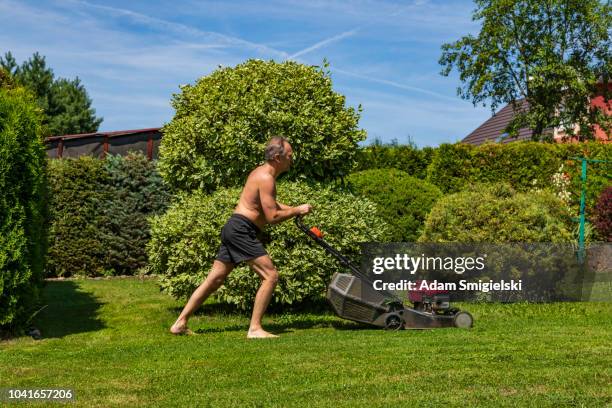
[440,0,611,140]
[159,59,366,193]
[0,68,16,90]
[0,86,48,333]
[0,52,102,136]
[102,153,172,274]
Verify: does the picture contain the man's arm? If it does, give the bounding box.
[259,176,311,224]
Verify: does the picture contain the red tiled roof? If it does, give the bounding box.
[462,100,533,145]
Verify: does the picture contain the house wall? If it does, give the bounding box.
[554,83,611,142]
[591,82,611,140]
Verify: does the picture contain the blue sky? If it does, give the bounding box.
[0,0,494,146]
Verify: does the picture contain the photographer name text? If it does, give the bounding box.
[372,279,523,292]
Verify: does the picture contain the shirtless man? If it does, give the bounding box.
[170,136,312,338]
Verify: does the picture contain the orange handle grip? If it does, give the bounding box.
[309,226,323,238]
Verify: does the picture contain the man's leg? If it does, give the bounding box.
[170,260,234,334]
[246,255,279,338]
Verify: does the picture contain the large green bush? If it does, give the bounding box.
[0,86,48,332]
[419,183,573,243]
[146,181,392,310]
[159,59,366,193]
[419,183,580,300]
[46,153,170,277]
[347,168,441,242]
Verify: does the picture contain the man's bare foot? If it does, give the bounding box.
[246,328,279,339]
[170,319,192,335]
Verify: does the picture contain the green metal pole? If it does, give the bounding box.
[570,157,610,263]
[578,158,587,263]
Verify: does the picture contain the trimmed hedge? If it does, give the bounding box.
[425,142,612,224]
[159,59,366,193]
[46,153,170,277]
[0,86,48,333]
[356,141,609,197]
[46,156,111,276]
[146,181,392,310]
[419,183,573,243]
[470,142,562,189]
[425,143,474,194]
[354,144,435,179]
[347,168,442,242]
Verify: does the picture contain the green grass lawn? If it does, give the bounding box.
[1,278,611,407]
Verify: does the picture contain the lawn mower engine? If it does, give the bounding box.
[409,281,453,314]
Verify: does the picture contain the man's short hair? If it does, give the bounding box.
[264,136,289,161]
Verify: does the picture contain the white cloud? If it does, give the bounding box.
[289,29,358,59]
[65,0,290,58]
[333,67,459,103]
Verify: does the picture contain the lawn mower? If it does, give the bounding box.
[295,217,473,330]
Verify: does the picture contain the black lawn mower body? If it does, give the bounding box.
[295,217,473,330]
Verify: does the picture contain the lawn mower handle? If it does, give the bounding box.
[294,216,404,305]
[294,216,368,280]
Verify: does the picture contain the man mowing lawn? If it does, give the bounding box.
[170,136,312,338]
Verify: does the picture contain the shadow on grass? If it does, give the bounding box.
[174,301,376,334]
[168,298,333,316]
[169,297,379,334]
[34,281,105,339]
[193,319,373,334]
